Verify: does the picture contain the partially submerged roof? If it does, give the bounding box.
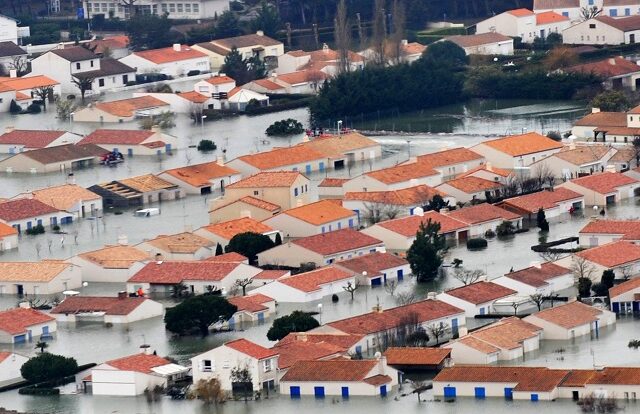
[527,301,603,329]
[234,146,326,170]
[0,129,68,148]
[566,172,637,194]
[434,366,570,392]
[277,199,355,225]
[128,261,243,284]
[0,261,72,283]
[163,161,239,188]
[0,308,55,335]
[446,203,521,225]
[79,129,156,145]
[384,347,451,366]
[12,143,105,164]
[118,174,178,193]
[575,240,640,268]
[0,198,63,222]
[609,276,640,298]
[365,162,439,185]
[291,229,382,255]
[29,184,101,211]
[444,281,516,304]
[277,266,353,293]
[375,211,468,237]
[142,232,214,254]
[94,96,169,117]
[51,296,154,315]
[224,338,279,360]
[78,245,150,269]
[200,217,274,240]
[281,360,385,383]
[344,185,444,206]
[476,132,562,157]
[500,188,583,213]
[227,171,303,189]
[336,251,408,277]
[503,262,571,287]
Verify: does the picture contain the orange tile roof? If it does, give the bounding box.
[574,111,627,127]
[416,147,484,168]
[235,146,326,170]
[575,240,640,267]
[536,11,569,24]
[403,42,427,55]
[79,245,150,269]
[281,360,379,382]
[163,161,239,188]
[507,8,535,16]
[586,367,640,385]
[434,366,570,392]
[440,176,502,193]
[303,132,379,158]
[609,276,640,298]
[329,299,463,336]
[211,196,281,213]
[468,317,542,350]
[560,369,598,387]
[457,336,501,354]
[478,132,562,156]
[528,301,602,329]
[0,75,59,91]
[566,172,637,194]
[143,232,214,254]
[278,266,353,292]
[177,91,209,103]
[133,45,206,64]
[251,78,284,91]
[30,184,101,211]
[51,296,150,315]
[553,146,612,166]
[118,174,177,192]
[384,347,451,366]
[335,251,408,277]
[458,164,512,178]
[0,308,54,335]
[278,199,355,225]
[276,70,327,85]
[567,57,640,78]
[0,198,62,222]
[95,96,169,117]
[344,185,444,206]
[376,211,468,237]
[205,252,248,262]
[0,261,72,283]
[446,33,513,48]
[200,217,274,240]
[319,178,349,187]
[500,188,583,213]
[274,340,345,369]
[0,129,67,148]
[278,331,363,349]
[211,33,282,50]
[446,203,521,225]
[444,281,516,304]
[225,338,278,360]
[228,293,274,313]
[579,219,640,240]
[204,75,235,85]
[79,129,155,145]
[292,228,382,255]
[128,261,242,284]
[0,222,18,238]
[105,353,171,373]
[226,171,302,189]
[503,262,570,287]
[366,162,439,184]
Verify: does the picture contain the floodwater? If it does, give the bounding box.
[0,97,626,413]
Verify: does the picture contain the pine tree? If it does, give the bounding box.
[406,219,447,283]
[274,233,282,246]
[215,243,223,256]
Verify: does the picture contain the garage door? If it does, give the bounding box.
[290,386,301,398]
[314,386,325,398]
[475,387,486,399]
[371,277,382,286]
[444,386,456,398]
[14,334,26,343]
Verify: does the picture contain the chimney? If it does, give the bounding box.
[608,58,616,65]
[530,261,542,269]
[297,333,308,342]
[66,172,76,185]
[9,69,17,78]
[372,305,383,313]
[413,206,424,217]
[155,253,164,264]
[216,155,225,166]
[591,107,601,113]
[5,126,15,133]
[440,207,450,215]
[401,39,408,46]
[256,30,264,36]
[118,291,127,299]
[322,43,329,53]
[139,344,152,355]
[173,43,181,52]
[151,125,161,134]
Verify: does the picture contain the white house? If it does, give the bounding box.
[528,145,616,180]
[226,293,276,329]
[50,294,164,324]
[257,229,385,268]
[251,266,355,303]
[492,262,574,296]
[435,176,504,204]
[126,260,262,295]
[342,162,442,193]
[82,0,228,20]
[565,57,640,91]
[343,185,452,219]
[471,132,563,170]
[77,128,181,155]
[280,358,399,398]
[120,44,210,78]
[0,307,56,344]
[88,351,189,396]
[558,171,640,206]
[191,339,279,391]
[136,232,214,261]
[563,15,640,45]
[262,199,358,238]
[192,31,284,72]
[195,217,279,248]
[159,161,241,195]
[72,96,170,123]
[524,300,616,340]
[0,75,61,110]
[0,128,81,153]
[0,14,19,44]
[437,281,517,318]
[579,219,640,247]
[193,75,236,101]
[276,43,364,76]
[0,41,27,75]
[334,251,411,286]
[446,203,523,237]
[444,33,514,55]
[0,352,29,387]
[21,183,103,218]
[361,210,469,251]
[412,147,485,182]
[498,187,585,219]
[476,8,570,43]
[609,277,640,314]
[0,261,82,296]
[0,198,72,234]
[70,244,150,283]
[0,222,18,252]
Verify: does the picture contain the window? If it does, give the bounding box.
[294,188,298,196]
[98,78,105,87]
[177,3,183,12]
[202,359,213,372]
[169,3,176,12]
[562,11,569,17]
[76,62,81,70]
[123,74,128,83]
[193,3,199,13]
[253,190,259,196]
[263,359,272,372]
[185,3,191,12]
[161,3,168,11]
[101,2,108,11]
[87,3,92,12]
[304,184,308,192]
[321,226,325,233]
[610,9,618,17]
[626,8,631,16]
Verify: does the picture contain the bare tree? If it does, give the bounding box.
[389,0,406,64]
[538,250,565,262]
[621,265,633,280]
[334,0,351,75]
[34,86,54,110]
[47,238,53,253]
[396,291,417,306]
[580,6,602,21]
[234,277,253,296]
[7,55,28,75]
[410,380,428,403]
[342,280,360,300]
[370,0,387,66]
[428,323,450,345]
[510,300,522,315]
[578,392,620,413]
[56,98,76,120]
[362,201,385,225]
[120,0,139,16]
[532,163,555,190]
[529,293,546,311]
[453,268,485,286]
[35,242,42,258]
[570,256,597,283]
[384,279,398,296]
[71,75,95,101]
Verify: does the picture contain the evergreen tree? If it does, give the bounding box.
[537,208,550,232]
[274,233,282,246]
[165,295,237,336]
[251,1,280,38]
[406,219,447,283]
[214,10,242,39]
[215,243,223,256]
[267,311,319,341]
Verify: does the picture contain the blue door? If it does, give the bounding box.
[319,162,325,172]
[355,345,362,355]
[314,386,325,398]
[37,219,42,227]
[444,386,456,399]
[257,312,264,324]
[504,387,513,400]
[380,385,387,397]
[13,224,20,234]
[342,386,349,398]
[290,386,301,398]
[451,318,459,336]
[371,277,382,286]
[397,269,404,281]
[26,221,32,230]
[348,218,354,228]
[612,302,620,314]
[128,148,133,157]
[14,334,26,343]
[479,307,485,315]
[51,217,57,227]
[42,326,49,337]
[165,143,172,153]
[633,301,640,313]
[475,387,486,399]
[531,394,539,401]
[305,164,312,175]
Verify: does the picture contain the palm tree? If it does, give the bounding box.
[35,340,48,353]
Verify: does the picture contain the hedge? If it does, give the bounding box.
[466,238,488,250]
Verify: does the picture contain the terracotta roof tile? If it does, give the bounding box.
[143,232,214,254]
[586,367,640,385]
[51,46,97,61]
[200,217,274,240]
[457,336,501,354]
[319,178,349,187]
[344,185,444,206]
[383,347,451,365]
[553,146,612,165]
[536,11,569,24]
[507,8,535,16]
[212,33,282,49]
[177,91,209,103]
[277,199,355,225]
[579,219,640,240]
[434,366,570,392]
[133,45,206,64]
[278,266,353,292]
[235,146,326,170]
[227,171,302,189]
[594,15,640,32]
[303,133,379,158]
[575,240,640,267]
[567,57,640,78]
[336,251,407,278]
[211,196,281,213]
[0,198,62,221]
[366,162,439,185]
[29,184,101,211]
[17,143,105,164]
[79,129,155,145]
[251,78,284,91]
[416,147,484,168]
[281,360,378,382]
[128,261,242,284]
[503,262,571,287]
[253,269,289,280]
[566,172,638,194]
[328,299,463,336]
[500,188,583,213]
[118,174,177,192]
[446,203,521,225]
[79,245,150,269]
[278,332,363,349]
[274,340,345,369]
[609,276,640,298]
[0,261,72,283]
[560,369,597,387]
[574,111,627,127]
[205,252,248,263]
[0,75,59,91]
[228,294,274,313]
[204,75,235,85]
[376,211,468,237]
[0,130,67,148]
[528,301,602,328]
[276,70,327,85]
[363,374,393,386]
[444,281,516,304]
[51,296,151,315]
[163,162,239,188]
[95,96,169,117]
[0,222,18,238]
[291,228,382,255]
[225,338,278,360]
[469,317,542,350]
[446,33,513,48]
[0,308,54,335]
[105,353,171,373]
[477,132,562,156]
[439,176,502,193]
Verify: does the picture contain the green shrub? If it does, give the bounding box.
[496,221,516,237]
[9,100,21,114]
[266,118,304,136]
[21,353,78,384]
[25,224,45,235]
[52,225,61,232]
[466,238,488,250]
[27,103,42,114]
[197,139,217,151]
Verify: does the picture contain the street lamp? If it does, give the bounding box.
[337,120,343,137]
[406,140,412,160]
[201,115,207,139]
[317,303,323,324]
